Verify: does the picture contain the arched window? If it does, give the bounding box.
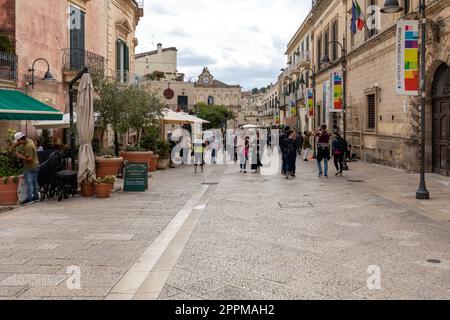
[208,96,214,105]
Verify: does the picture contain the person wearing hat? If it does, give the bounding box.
[12,132,39,204]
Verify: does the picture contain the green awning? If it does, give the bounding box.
[0,89,64,121]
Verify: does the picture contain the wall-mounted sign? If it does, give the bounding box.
[330,71,343,112]
[163,88,175,100]
[290,100,297,117]
[396,20,419,96]
[323,81,330,112]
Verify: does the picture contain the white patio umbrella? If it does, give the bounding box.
[76,73,96,184]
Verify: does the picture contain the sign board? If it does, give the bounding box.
[330,71,343,112]
[290,100,297,117]
[123,162,148,192]
[323,81,330,112]
[396,20,419,96]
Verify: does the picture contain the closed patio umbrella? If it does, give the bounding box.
[76,73,96,184]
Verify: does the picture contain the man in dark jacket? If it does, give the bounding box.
[279,126,290,175]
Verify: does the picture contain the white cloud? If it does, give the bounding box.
[136,0,311,90]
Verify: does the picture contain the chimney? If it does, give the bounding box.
[157,43,162,54]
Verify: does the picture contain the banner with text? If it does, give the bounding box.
[396,20,419,96]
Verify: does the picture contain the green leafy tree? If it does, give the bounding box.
[259,87,267,94]
[94,79,127,156]
[122,84,164,148]
[251,88,259,94]
[195,103,235,129]
[145,71,166,81]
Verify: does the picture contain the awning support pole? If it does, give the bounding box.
[69,67,89,166]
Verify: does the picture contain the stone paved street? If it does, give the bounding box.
[2,159,450,300]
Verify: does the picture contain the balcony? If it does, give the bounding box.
[295,51,311,69]
[0,51,18,84]
[62,48,105,83]
[135,0,144,16]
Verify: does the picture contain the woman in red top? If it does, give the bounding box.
[315,124,331,177]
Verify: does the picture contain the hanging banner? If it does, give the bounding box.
[330,71,343,112]
[274,111,279,124]
[323,81,330,112]
[290,100,297,117]
[306,89,314,118]
[396,20,419,96]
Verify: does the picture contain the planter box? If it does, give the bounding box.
[95,157,123,178]
[121,151,153,171]
[0,176,20,205]
[157,158,170,170]
[149,154,160,172]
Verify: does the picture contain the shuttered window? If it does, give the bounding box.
[367,94,376,130]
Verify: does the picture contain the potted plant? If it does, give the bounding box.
[140,126,161,172]
[156,140,171,170]
[94,175,116,198]
[95,148,123,178]
[120,145,153,171]
[0,130,24,205]
[81,180,95,197]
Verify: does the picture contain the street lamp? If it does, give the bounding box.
[299,67,317,158]
[28,58,56,89]
[380,0,429,200]
[321,39,349,170]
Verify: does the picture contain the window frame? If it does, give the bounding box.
[365,88,378,132]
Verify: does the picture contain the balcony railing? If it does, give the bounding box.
[62,48,105,73]
[295,51,311,69]
[0,51,18,81]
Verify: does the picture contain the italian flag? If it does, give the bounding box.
[351,0,365,33]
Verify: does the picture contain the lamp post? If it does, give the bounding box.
[28,58,56,89]
[321,38,348,169]
[380,0,429,200]
[299,67,316,158]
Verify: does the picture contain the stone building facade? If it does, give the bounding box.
[0,0,143,144]
[135,43,181,80]
[279,0,449,173]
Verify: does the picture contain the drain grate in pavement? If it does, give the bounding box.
[427,259,442,264]
[202,182,219,185]
[278,201,314,209]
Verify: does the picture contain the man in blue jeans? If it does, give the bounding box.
[315,124,331,177]
[12,132,39,204]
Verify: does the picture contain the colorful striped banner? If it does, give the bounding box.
[396,20,419,96]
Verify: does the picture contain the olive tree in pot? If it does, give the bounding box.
[94,79,125,177]
[121,85,164,172]
[156,140,171,170]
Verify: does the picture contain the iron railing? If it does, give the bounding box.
[62,48,105,73]
[0,51,18,81]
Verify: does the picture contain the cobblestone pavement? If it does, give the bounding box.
[1,159,450,299]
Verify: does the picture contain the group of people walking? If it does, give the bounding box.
[280,124,349,179]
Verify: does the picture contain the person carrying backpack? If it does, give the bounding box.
[332,132,347,176]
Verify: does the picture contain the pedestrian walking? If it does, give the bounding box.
[315,124,331,177]
[237,135,250,173]
[302,131,312,161]
[332,132,348,176]
[251,131,262,173]
[285,130,298,179]
[279,126,290,175]
[193,134,206,174]
[296,130,304,156]
[11,132,39,204]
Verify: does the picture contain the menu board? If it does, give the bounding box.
[123,162,148,192]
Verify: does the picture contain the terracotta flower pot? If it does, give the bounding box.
[121,151,153,171]
[81,181,95,197]
[157,158,170,170]
[149,154,160,172]
[0,176,20,205]
[95,183,112,198]
[95,157,123,178]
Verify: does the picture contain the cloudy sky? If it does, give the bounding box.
[135,0,311,91]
